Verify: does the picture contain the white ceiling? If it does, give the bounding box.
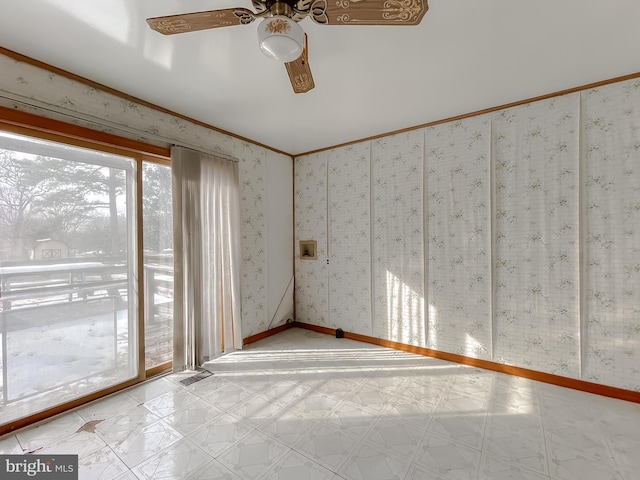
[1,0,639,155]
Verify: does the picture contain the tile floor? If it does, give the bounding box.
[1,327,639,480]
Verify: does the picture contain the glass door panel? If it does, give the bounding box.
[0,131,138,426]
[142,162,173,370]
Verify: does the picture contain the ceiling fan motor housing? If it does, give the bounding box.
[253,0,310,22]
[269,1,293,17]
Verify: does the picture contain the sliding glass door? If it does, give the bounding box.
[0,131,139,425]
[142,161,173,371]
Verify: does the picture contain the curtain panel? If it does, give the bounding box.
[171,146,242,371]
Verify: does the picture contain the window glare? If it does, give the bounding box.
[0,130,139,426]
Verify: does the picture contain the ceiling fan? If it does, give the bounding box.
[147,0,429,94]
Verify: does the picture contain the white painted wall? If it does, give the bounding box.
[265,151,294,327]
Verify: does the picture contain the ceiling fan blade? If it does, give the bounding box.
[285,36,315,94]
[311,0,428,26]
[147,8,256,35]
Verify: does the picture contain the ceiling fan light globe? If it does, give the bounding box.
[260,37,302,62]
[258,16,304,62]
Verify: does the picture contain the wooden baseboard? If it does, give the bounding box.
[291,322,334,336]
[292,322,640,404]
[243,322,294,346]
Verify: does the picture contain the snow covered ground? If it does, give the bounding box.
[0,294,172,426]
[0,301,133,425]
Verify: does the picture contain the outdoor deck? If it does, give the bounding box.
[0,259,173,424]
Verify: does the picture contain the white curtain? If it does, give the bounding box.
[171,146,242,371]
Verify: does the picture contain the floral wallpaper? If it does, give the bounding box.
[425,115,492,359]
[328,143,372,335]
[294,153,329,326]
[492,94,581,377]
[0,51,289,341]
[371,130,425,347]
[294,78,640,392]
[581,79,640,391]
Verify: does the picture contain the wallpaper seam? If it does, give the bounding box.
[326,158,330,327]
[578,92,586,379]
[422,130,429,348]
[369,141,375,335]
[490,115,498,362]
[264,159,270,332]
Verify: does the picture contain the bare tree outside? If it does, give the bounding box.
[0,150,127,261]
